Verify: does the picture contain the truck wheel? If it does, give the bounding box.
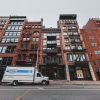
[12,80,18,86]
[42,80,47,85]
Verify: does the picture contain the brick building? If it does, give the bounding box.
[0,15,96,81]
[81,18,100,80]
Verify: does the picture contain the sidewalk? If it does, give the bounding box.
[50,80,100,85]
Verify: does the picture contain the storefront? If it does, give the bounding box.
[68,63,92,80]
[39,65,66,80]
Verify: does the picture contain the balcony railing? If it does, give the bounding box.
[16,58,26,62]
[16,58,33,63]
[71,48,86,52]
[46,49,58,53]
[19,47,30,51]
[46,61,58,65]
[74,60,89,66]
[64,48,86,52]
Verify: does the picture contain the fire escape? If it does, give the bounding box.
[16,26,37,66]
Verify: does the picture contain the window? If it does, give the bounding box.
[1,47,7,53]
[57,56,62,64]
[37,73,41,77]
[15,38,18,42]
[0,57,13,67]
[7,26,12,30]
[67,53,86,62]
[11,26,15,30]
[71,45,83,50]
[57,34,59,38]
[89,36,96,39]
[9,32,13,36]
[43,34,47,38]
[6,38,10,43]
[31,45,38,51]
[68,32,73,35]
[32,38,39,41]
[96,60,100,65]
[78,45,83,50]
[23,38,30,41]
[72,26,77,29]
[0,47,2,52]
[64,38,70,42]
[10,21,23,25]
[43,48,46,53]
[7,25,22,30]
[62,26,66,30]
[91,43,98,46]
[19,26,22,30]
[47,41,57,44]
[1,38,6,43]
[65,45,70,50]
[0,46,16,53]
[57,40,60,45]
[95,51,100,55]
[17,32,20,36]
[63,32,67,35]
[74,38,81,42]
[33,32,39,35]
[1,38,19,43]
[43,40,47,45]
[42,56,46,64]
[73,32,79,35]
[4,32,9,36]
[0,19,6,24]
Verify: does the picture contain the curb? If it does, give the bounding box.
[49,80,100,85]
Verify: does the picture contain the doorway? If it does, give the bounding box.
[40,66,66,80]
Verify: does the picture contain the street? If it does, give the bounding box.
[0,85,100,100]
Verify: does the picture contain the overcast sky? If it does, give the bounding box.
[0,0,100,28]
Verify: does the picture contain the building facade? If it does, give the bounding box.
[39,28,66,80]
[58,14,96,80]
[0,15,97,81]
[81,18,100,80]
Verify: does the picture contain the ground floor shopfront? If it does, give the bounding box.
[0,63,96,81]
[39,62,93,80]
[0,67,6,81]
[68,62,92,80]
[39,65,66,80]
[96,68,100,80]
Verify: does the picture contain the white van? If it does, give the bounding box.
[2,66,49,86]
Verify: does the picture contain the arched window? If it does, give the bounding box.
[33,31,39,35]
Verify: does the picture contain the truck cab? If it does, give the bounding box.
[34,72,49,85]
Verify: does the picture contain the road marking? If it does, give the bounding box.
[13,86,37,89]
[37,87,44,90]
[1,88,100,91]
[16,89,31,100]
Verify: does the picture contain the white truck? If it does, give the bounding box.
[2,66,49,86]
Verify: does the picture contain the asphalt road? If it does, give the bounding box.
[0,85,100,100]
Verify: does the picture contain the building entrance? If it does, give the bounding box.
[96,72,100,80]
[69,65,92,80]
[40,66,66,80]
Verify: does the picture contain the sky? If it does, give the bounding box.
[0,0,100,28]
